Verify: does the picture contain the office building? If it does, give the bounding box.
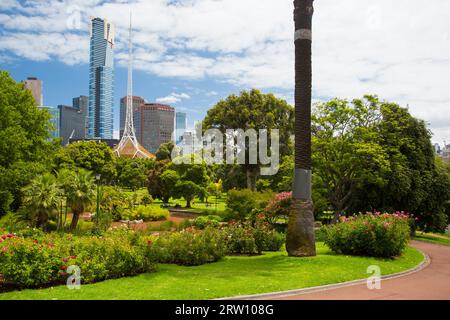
[58,96,88,145]
[88,17,115,139]
[39,106,60,139]
[140,103,175,154]
[175,112,187,144]
[119,96,145,139]
[24,77,43,106]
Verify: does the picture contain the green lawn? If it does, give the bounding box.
[0,243,423,300]
[414,232,450,246]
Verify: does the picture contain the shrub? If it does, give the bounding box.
[263,192,294,224]
[141,194,153,205]
[0,231,155,288]
[226,189,274,221]
[252,216,285,252]
[323,212,411,258]
[149,227,226,266]
[121,205,170,222]
[223,222,258,254]
[192,215,223,229]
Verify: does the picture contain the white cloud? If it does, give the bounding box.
[0,0,449,142]
[156,92,191,104]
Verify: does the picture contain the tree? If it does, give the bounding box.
[147,160,170,201]
[203,89,294,190]
[22,173,60,230]
[62,169,95,231]
[174,181,203,208]
[159,170,180,203]
[286,0,316,257]
[155,141,175,161]
[0,71,54,214]
[311,97,389,220]
[116,157,151,190]
[53,141,117,184]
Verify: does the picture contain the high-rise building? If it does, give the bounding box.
[88,17,115,139]
[140,103,175,154]
[73,95,89,136]
[24,77,43,106]
[119,96,145,139]
[175,112,187,144]
[39,106,60,139]
[58,96,88,145]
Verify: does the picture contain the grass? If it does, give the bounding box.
[414,232,450,246]
[0,243,424,300]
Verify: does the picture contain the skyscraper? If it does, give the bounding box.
[24,77,43,106]
[175,112,187,144]
[88,17,115,139]
[140,103,175,154]
[58,96,88,145]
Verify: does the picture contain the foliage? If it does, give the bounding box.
[155,141,175,161]
[203,89,294,190]
[99,186,129,221]
[225,189,273,221]
[159,170,180,203]
[53,141,117,184]
[174,181,204,208]
[148,227,227,266]
[0,71,54,214]
[121,205,169,222]
[323,212,411,258]
[147,160,170,202]
[192,215,223,229]
[116,157,153,190]
[21,173,60,230]
[0,231,155,288]
[264,192,294,224]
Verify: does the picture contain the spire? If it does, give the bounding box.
[114,13,154,159]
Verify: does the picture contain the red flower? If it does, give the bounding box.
[61,265,67,270]
[32,240,39,244]
[62,257,68,262]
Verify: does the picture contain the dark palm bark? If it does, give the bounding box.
[286,0,316,257]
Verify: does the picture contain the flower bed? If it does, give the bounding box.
[322,212,412,258]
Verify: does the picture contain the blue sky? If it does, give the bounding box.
[1,0,450,144]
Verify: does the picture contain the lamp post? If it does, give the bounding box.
[95,174,101,223]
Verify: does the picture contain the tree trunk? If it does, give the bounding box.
[185,198,192,208]
[246,166,258,191]
[287,0,316,257]
[69,212,80,231]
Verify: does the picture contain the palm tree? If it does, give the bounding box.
[64,169,96,231]
[22,173,60,231]
[286,0,316,257]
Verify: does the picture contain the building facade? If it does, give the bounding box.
[140,103,175,154]
[24,77,43,106]
[88,17,115,139]
[58,96,88,145]
[175,112,187,144]
[39,106,60,140]
[119,96,145,139]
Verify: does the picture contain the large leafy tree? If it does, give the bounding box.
[116,157,153,190]
[0,71,54,215]
[53,141,117,184]
[312,96,389,220]
[203,89,294,190]
[286,0,316,257]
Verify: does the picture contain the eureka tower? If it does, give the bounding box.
[88,17,115,139]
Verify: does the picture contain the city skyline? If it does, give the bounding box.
[1,1,449,145]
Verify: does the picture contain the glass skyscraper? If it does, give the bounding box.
[88,17,115,139]
[175,112,187,144]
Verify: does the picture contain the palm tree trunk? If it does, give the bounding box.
[69,212,80,231]
[286,0,316,257]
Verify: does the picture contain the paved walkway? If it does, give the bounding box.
[268,241,450,300]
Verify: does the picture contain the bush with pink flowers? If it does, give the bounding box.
[322,212,412,258]
[0,231,155,289]
[263,192,294,224]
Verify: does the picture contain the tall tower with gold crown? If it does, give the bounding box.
[114,14,154,159]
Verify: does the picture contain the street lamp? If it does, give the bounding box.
[95,174,101,223]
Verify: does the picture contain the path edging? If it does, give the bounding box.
[217,247,430,300]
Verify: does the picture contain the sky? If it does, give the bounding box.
[0,0,449,145]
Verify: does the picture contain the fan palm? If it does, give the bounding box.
[63,169,96,231]
[286,0,316,256]
[22,173,60,231]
